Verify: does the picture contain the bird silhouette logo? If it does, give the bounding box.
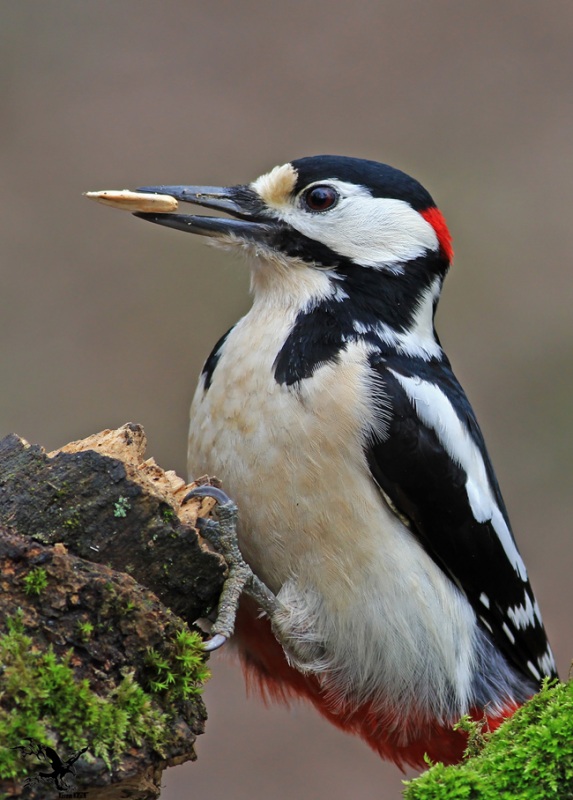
[12,738,88,792]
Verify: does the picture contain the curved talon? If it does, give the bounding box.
[184,485,234,506]
[203,633,228,652]
[195,516,218,534]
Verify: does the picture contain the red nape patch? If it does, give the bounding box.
[421,206,454,263]
[234,599,521,770]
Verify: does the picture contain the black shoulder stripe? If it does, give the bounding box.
[273,304,344,385]
[273,265,442,386]
[201,326,234,391]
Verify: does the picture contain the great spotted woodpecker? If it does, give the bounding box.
[93,156,558,768]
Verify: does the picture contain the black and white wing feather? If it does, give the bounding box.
[367,351,557,686]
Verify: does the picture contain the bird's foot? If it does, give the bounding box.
[185,485,279,651]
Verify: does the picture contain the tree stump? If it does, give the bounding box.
[0,424,226,799]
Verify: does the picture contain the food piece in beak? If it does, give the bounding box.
[83,189,179,213]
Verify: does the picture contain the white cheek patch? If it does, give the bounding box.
[388,370,529,582]
[275,181,439,269]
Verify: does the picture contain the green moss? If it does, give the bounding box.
[121,599,136,614]
[161,506,176,523]
[50,480,70,501]
[62,507,82,530]
[99,582,137,618]
[113,496,131,518]
[0,611,209,780]
[76,620,94,642]
[22,567,48,596]
[403,679,573,800]
[144,628,211,702]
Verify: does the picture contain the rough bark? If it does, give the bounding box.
[0,424,226,799]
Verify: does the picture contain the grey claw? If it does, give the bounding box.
[184,485,234,506]
[203,633,228,651]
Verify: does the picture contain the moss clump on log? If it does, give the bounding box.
[403,678,573,800]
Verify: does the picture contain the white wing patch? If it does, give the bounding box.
[507,593,539,630]
[388,370,528,582]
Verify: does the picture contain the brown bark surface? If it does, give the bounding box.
[0,424,226,799]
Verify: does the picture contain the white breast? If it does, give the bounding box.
[188,299,386,595]
[188,295,478,721]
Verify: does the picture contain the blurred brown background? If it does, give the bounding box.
[1,2,572,798]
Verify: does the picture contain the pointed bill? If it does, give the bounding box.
[86,183,279,243]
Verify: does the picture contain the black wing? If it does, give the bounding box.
[367,351,556,685]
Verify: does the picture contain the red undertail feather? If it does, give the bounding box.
[234,600,520,770]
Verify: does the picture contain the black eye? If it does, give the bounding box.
[303,185,339,212]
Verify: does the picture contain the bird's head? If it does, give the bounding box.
[135,156,453,344]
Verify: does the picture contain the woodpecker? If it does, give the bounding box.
[127,156,556,768]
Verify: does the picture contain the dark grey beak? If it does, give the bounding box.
[133,184,274,241]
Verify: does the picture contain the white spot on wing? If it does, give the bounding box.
[538,646,556,677]
[527,660,541,681]
[388,370,528,581]
[502,622,516,644]
[507,592,537,630]
[479,592,490,609]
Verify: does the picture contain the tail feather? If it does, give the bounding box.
[235,600,520,769]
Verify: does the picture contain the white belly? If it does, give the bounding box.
[188,303,477,716]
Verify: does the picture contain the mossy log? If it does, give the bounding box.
[0,424,226,799]
[403,679,573,799]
